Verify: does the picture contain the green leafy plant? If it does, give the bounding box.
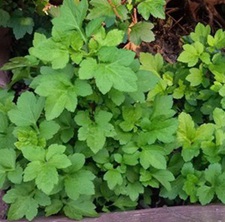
[0,0,52,40]
[140,23,225,206]
[0,0,177,221]
[2,0,225,220]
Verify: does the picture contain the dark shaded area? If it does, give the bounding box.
[0,27,11,87]
[0,191,7,220]
[143,0,225,63]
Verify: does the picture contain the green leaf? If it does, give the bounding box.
[36,164,59,194]
[7,196,38,221]
[23,145,68,195]
[87,0,115,20]
[177,112,196,148]
[0,9,10,27]
[8,91,45,127]
[23,161,42,182]
[15,127,46,150]
[21,146,45,162]
[0,149,16,171]
[52,0,88,42]
[79,47,137,94]
[34,190,51,207]
[204,163,221,186]
[140,52,164,76]
[113,196,137,209]
[186,68,203,86]
[130,22,155,45]
[39,120,60,140]
[75,110,115,153]
[126,182,144,201]
[34,73,80,120]
[142,118,177,144]
[0,112,8,133]
[85,17,105,37]
[213,108,225,128]
[3,184,39,221]
[8,12,34,39]
[139,145,167,170]
[177,42,204,67]
[197,185,214,205]
[183,174,199,203]
[160,176,185,200]
[65,170,95,200]
[209,53,225,77]
[8,165,23,184]
[190,23,211,44]
[57,111,75,143]
[29,33,69,69]
[199,52,211,64]
[120,105,142,132]
[152,170,175,190]
[137,0,166,20]
[215,174,225,203]
[45,199,63,216]
[74,79,93,97]
[194,123,214,142]
[93,149,110,164]
[108,89,125,105]
[46,144,71,169]
[87,0,128,21]
[1,56,38,72]
[104,169,123,190]
[66,153,85,173]
[207,29,225,49]
[136,70,160,93]
[63,197,97,220]
[93,28,124,47]
[151,95,175,119]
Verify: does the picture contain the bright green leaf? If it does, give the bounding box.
[63,197,97,220]
[104,169,123,190]
[197,185,214,205]
[45,199,63,216]
[79,47,137,94]
[7,165,23,184]
[0,149,16,171]
[29,33,69,69]
[137,0,166,20]
[34,73,79,120]
[8,92,45,127]
[152,170,175,190]
[39,120,60,140]
[36,164,59,194]
[126,182,144,201]
[52,0,88,42]
[65,170,95,200]
[130,22,154,45]
[140,145,167,170]
[186,68,203,86]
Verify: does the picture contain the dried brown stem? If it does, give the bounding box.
[107,0,122,20]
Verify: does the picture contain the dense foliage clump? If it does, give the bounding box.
[1,0,225,221]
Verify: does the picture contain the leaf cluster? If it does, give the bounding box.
[140,23,225,206]
[2,0,225,221]
[0,0,177,221]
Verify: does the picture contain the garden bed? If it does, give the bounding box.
[2,1,225,221]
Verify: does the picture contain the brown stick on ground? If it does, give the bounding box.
[0,27,11,88]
